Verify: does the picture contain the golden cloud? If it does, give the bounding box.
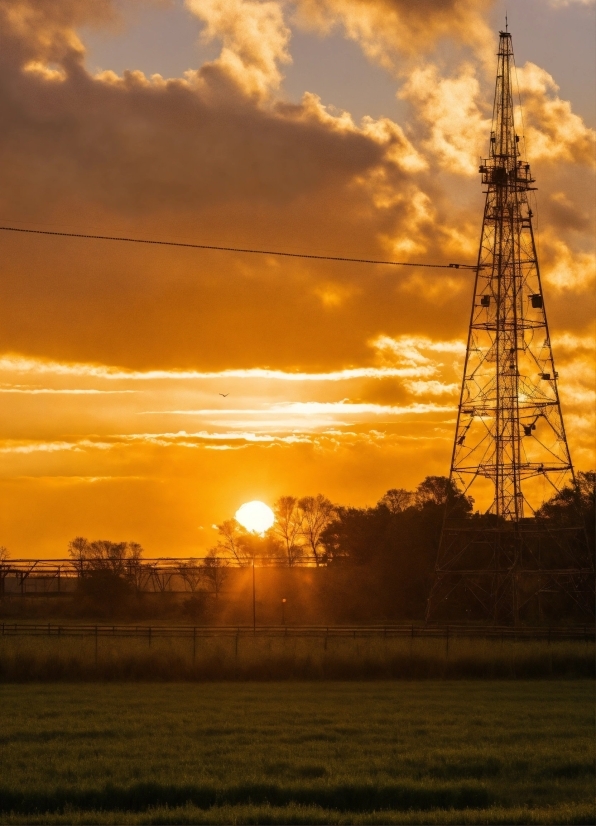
[0,0,592,555]
[293,0,494,69]
[186,0,292,97]
[398,62,490,175]
[515,62,596,166]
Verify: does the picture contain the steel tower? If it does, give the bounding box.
[426,29,594,624]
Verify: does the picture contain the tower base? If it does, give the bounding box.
[426,521,594,625]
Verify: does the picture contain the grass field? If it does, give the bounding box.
[0,682,594,824]
[1,633,594,680]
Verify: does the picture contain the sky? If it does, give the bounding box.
[0,0,594,558]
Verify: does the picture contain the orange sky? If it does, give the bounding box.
[0,0,594,557]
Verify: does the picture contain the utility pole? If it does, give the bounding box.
[426,29,594,625]
[252,559,256,633]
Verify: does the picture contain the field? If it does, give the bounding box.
[0,682,594,825]
[1,631,594,680]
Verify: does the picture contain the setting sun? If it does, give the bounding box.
[235,501,275,535]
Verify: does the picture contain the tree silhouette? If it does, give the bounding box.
[298,495,335,566]
[272,496,304,566]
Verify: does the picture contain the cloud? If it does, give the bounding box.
[0,0,593,555]
[404,380,459,397]
[0,353,440,382]
[547,0,595,6]
[293,0,494,70]
[544,191,591,233]
[398,62,490,175]
[515,62,596,167]
[0,0,118,66]
[371,335,466,364]
[540,239,596,292]
[0,383,134,394]
[186,0,291,97]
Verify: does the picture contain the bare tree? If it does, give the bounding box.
[67,536,89,576]
[298,495,335,566]
[214,519,252,564]
[67,537,145,584]
[202,550,229,599]
[273,496,304,566]
[124,542,145,591]
[378,488,414,514]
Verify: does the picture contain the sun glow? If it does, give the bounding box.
[235,500,275,534]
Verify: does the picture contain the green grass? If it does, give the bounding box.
[1,635,593,680]
[0,682,594,824]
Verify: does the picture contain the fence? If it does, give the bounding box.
[0,557,312,597]
[1,623,593,641]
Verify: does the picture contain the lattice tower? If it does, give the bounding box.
[425,29,594,625]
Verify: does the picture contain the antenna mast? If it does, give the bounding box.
[426,30,594,625]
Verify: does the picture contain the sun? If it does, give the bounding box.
[235,500,275,535]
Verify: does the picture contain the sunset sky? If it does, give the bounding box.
[0,0,594,558]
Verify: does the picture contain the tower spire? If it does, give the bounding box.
[425,30,593,625]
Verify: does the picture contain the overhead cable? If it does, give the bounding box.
[0,225,478,270]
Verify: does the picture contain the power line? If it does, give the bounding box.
[0,225,477,270]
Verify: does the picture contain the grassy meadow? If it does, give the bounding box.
[0,681,594,824]
[0,632,594,680]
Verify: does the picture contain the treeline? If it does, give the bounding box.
[2,472,593,622]
[64,537,230,614]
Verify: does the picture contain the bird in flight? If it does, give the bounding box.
[219,393,229,397]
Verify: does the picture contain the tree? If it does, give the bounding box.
[415,476,473,516]
[214,519,283,563]
[378,488,414,514]
[214,519,251,563]
[202,551,229,599]
[536,470,595,555]
[272,496,304,566]
[67,536,89,576]
[298,495,335,566]
[67,537,145,614]
[69,539,144,577]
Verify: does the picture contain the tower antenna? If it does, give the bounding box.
[425,29,593,625]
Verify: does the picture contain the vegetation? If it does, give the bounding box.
[1,473,593,623]
[0,634,593,681]
[0,682,593,824]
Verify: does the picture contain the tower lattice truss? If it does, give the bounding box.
[426,30,594,625]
